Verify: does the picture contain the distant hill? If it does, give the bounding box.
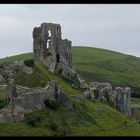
[1,46,140,97]
[72,46,140,98]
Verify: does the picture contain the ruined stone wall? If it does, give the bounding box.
[116,87,131,117]
[0,60,33,83]
[84,82,131,117]
[33,22,72,73]
[54,63,77,80]
[59,39,72,68]
[0,79,73,123]
[6,80,59,113]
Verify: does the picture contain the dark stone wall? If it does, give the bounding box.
[33,23,72,72]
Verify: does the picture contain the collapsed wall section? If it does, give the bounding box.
[85,82,131,117]
[0,79,73,123]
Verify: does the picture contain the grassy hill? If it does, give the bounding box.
[0,46,140,136]
[0,52,33,65]
[1,98,140,136]
[1,46,140,97]
[1,99,140,136]
[72,46,140,98]
[0,62,140,136]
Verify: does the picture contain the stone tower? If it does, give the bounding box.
[33,23,72,73]
[116,87,131,117]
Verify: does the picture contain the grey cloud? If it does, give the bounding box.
[0,4,140,58]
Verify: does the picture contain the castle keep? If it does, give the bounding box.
[33,23,72,73]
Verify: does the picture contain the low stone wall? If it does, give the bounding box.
[55,63,77,79]
[0,60,33,84]
[84,82,131,117]
[0,79,73,123]
[55,63,88,89]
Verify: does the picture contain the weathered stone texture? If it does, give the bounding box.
[14,60,34,75]
[83,88,95,101]
[0,22,132,123]
[116,87,131,117]
[0,108,14,123]
[32,23,89,89]
[88,82,112,100]
[86,81,131,117]
[33,23,72,73]
[0,60,33,83]
[0,79,73,123]
[0,75,5,83]
[13,106,25,122]
[57,91,73,110]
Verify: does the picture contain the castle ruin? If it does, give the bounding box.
[0,22,131,123]
[33,23,72,74]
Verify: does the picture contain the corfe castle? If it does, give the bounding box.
[0,23,131,123]
[33,23,72,72]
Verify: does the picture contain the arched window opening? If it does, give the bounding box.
[46,42,49,49]
[56,54,60,63]
[48,30,51,38]
[46,39,50,49]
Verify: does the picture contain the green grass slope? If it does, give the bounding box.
[0,52,33,65]
[72,46,140,97]
[15,62,82,96]
[0,99,140,136]
[0,64,140,136]
[0,46,140,136]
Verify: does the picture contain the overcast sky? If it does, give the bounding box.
[0,4,140,58]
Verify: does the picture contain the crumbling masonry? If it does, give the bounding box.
[32,22,131,118]
[0,79,73,123]
[0,22,131,123]
[33,22,88,88]
[33,23,72,74]
[84,82,131,117]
